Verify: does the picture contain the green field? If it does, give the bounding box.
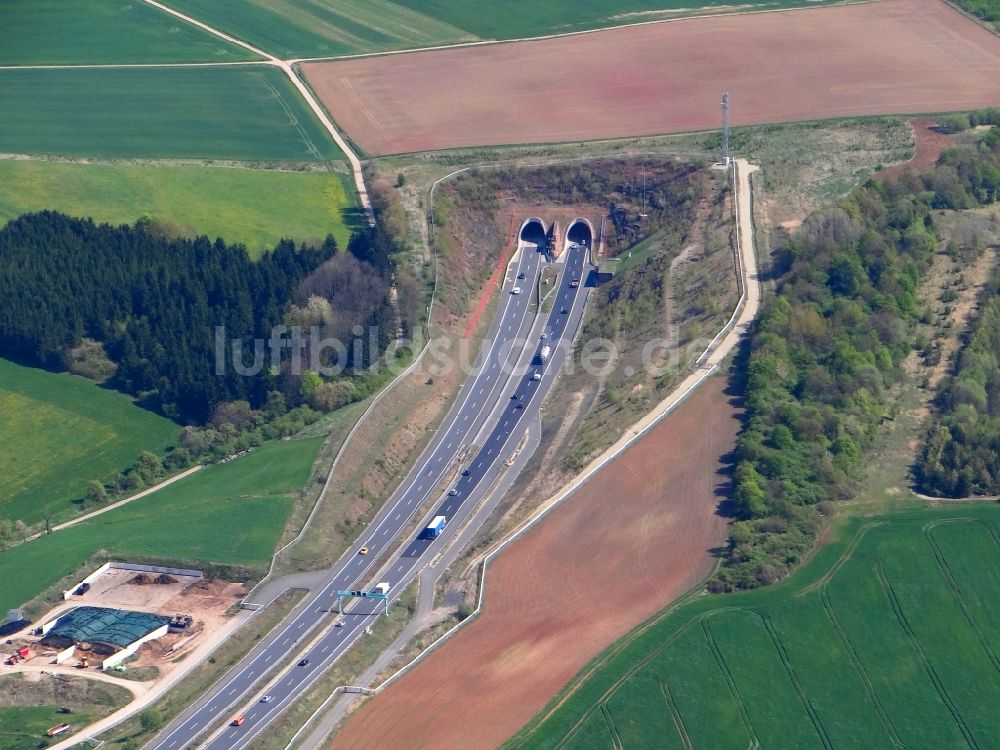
[0,436,321,614]
[0,706,101,750]
[0,708,101,750]
[160,0,477,58]
[0,359,179,528]
[0,66,342,162]
[0,0,258,65]
[0,160,359,256]
[510,505,1000,750]
[161,0,853,58]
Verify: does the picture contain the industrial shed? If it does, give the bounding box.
[41,606,170,660]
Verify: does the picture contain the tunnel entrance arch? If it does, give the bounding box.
[519,217,546,245]
[566,217,594,251]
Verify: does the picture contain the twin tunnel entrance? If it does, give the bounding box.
[518,217,593,257]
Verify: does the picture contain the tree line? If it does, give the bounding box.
[712,126,1000,591]
[918,264,1000,496]
[0,209,408,424]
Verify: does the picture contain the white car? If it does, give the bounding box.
[511,286,522,295]
[261,695,273,703]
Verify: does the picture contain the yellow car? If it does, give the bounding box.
[359,547,369,555]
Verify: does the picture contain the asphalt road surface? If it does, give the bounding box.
[148,231,592,750]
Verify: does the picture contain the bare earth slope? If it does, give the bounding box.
[328,375,738,750]
[304,0,1000,155]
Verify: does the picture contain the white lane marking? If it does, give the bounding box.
[394,512,401,520]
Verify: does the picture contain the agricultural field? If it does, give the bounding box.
[303,0,1000,155]
[0,358,179,529]
[160,0,476,59]
[160,0,851,59]
[509,504,1000,749]
[0,0,258,65]
[329,377,739,750]
[0,160,359,256]
[0,436,322,615]
[0,66,342,162]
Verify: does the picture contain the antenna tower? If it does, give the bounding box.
[721,91,731,166]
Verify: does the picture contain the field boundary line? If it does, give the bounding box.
[795,521,885,596]
[0,61,265,70]
[819,587,905,748]
[287,0,879,65]
[923,521,1000,674]
[702,616,759,748]
[874,562,979,749]
[137,0,375,224]
[759,613,833,749]
[659,678,693,750]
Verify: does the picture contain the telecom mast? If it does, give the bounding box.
[721,91,731,166]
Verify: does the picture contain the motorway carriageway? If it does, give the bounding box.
[149,228,593,750]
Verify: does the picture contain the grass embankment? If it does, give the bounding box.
[0,66,342,162]
[161,0,851,59]
[0,160,359,257]
[0,437,321,616]
[0,0,258,65]
[0,673,131,750]
[509,504,1000,749]
[0,358,179,528]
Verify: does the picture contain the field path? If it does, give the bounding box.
[132,0,374,225]
[25,465,204,541]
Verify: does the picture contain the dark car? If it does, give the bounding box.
[462,469,471,476]
[299,658,310,667]
[561,307,568,314]
[517,272,526,280]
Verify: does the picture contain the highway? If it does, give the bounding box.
[147,220,593,750]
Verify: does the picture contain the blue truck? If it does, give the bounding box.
[422,515,447,539]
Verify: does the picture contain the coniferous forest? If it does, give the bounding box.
[0,211,337,421]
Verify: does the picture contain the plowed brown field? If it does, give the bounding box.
[303,0,1000,156]
[328,375,739,750]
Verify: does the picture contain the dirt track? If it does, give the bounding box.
[327,376,739,750]
[303,0,1000,156]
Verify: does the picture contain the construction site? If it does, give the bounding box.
[1,562,247,699]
